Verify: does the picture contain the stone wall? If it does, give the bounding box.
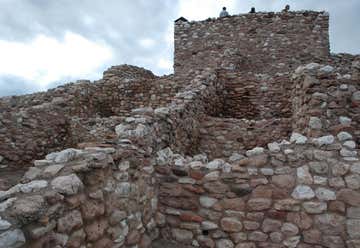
[198,116,291,159]
[0,145,159,248]
[0,65,181,168]
[292,62,360,143]
[174,11,329,82]
[156,131,360,248]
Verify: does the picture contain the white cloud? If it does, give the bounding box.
[138,38,156,49]
[0,31,113,90]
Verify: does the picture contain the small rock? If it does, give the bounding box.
[51,174,83,195]
[221,217,243,232]
[267,142,281,152]
[0,229,25,248]
[19,180,48,193]
[337,131,352,141]
[319,65,334,73]
[262,218,282,233]
[339,116,351,125]
[291,185,315,200]
[345,174,360,189]
[23,167,42,181]
[0,218,11,231]
[297,166,313,184]
[200,196,218,208]
[43,164,65,177]
[201,221,218,230]
[302,201,327,214]
[343,140,356,149]
[216,239,234,248]
[281,223,299,237]
[58,210,83,233]
[283,236,300,248]
[246,147,264,157]
[312,135,334,146]
[290,132,307,144]
[315,187,336,201]
[347,219,360,239]
[206,159,223,170]
[340,148,357,157]
[309,117,322,130]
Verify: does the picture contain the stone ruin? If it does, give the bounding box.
[0,10,360,248]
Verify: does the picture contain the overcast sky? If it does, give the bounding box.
[0,0,359,97]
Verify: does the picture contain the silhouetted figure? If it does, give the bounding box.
[282,5,290,12]
[250,7,256,13]
[220,7,229,17]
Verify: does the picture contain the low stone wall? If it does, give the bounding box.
[0,145,159,248]
[198,116,291,159]
[291,62,360,142]
[156,131,360,248]
[0,65,181,168]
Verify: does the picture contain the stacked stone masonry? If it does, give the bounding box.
[0,10,360,248]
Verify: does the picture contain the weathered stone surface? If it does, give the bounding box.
[337,131,352,141]
[248,231,268,242]
[315,187,336,201]
[291,185,315,200]
[221,198,246,211]
[297,166,313,184]
[337,189,360,206]
[201,221,218,230]
[262,218,282,233]
[57,210,83,233]
[347,219,360,239]
[51,174,83,195]
[0,229,26,248]
[247,198,272,211]
[200,196,218,208]
[221,217,243,232]
[272,175,295,189]
[171,228,193,244]
[314,213,346,235]
[84,219,108,242]
[303,229,321,244]
[345,174,360,189]
[290,132,307,144]
[11,195,45,224]
[281,222,299,237]
[216,239,234,248]
[302,201,327,214]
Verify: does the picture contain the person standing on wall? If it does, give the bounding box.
[220,7,229,17]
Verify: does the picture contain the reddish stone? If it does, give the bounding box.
[271,175,295,189]
[183,184,205,194]
[286,212,313,230]
[84,219,108,242]
[93,238,113,248]
[126,230,141,245]
[337,189,360,207]
[180,213,203,223]
[267,210,287,220]
[80,200,105,220]
[220,198,246,211]
[328,201,346,213]
[65,194,86,209]
[303,229,321,244]
[189,170,205,180]
[252,185,273,198]
[247,198,272,211]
